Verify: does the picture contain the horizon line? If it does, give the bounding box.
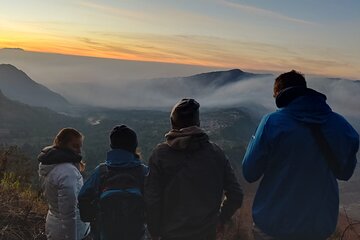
[0,47,358,81]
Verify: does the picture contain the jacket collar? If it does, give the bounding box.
[105,149,141,168]
[165,126,209,150]
[276,87,332,124]
[276,87,327,108]
[37,146,82,165]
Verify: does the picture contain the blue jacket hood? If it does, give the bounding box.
[277,87,332,124]
[105,149,141,168]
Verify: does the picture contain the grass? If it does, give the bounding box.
[0,146,358,240]
[0,172,47,240]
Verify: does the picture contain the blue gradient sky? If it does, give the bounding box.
[0,0,359,78]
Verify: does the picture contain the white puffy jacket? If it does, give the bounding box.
[39,162,90,240]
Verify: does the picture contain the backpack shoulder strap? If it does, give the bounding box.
[307,124,340,175]
[134,165,147,193]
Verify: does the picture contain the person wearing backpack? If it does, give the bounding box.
[242,70,359,240]
[145,98,244,240]
[78,125,148,240]
[38,128,90,240]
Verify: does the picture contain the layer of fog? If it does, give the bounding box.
[55,75,360,118]
[1,49,359,121]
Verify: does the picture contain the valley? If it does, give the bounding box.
[0,59,359,225]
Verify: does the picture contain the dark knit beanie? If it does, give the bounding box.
[110,125,138,153]
[170,98,200,130]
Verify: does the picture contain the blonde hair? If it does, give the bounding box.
[53,128,83,148]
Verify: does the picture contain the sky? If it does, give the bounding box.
[0,0,359,79]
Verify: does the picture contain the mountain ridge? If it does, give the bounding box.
[153,68,272,87]
[182,68,271,87]
[0,87,69,124]
[0,64,70,111]
[0,87,84,144]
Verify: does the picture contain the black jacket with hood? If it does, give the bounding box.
[145,126,243,240]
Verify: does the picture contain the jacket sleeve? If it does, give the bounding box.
[77,167,101,223]
[144,150,163,237]
[219,157,244,223]
[57,169,80,240]
[242,115,271,183]
[335,120,359,181]
[78,167,100,204]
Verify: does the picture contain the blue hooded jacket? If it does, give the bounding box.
[78,149,149,240]
[79,149,149,199]
[242,87,359,240]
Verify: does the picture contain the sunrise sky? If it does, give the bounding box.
[1,0,359,78]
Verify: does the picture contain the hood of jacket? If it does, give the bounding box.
[165,126,209,150]
[39,163,58,177]
[38,146,82,165]
[105,149,142,168]
[276,87,332,124]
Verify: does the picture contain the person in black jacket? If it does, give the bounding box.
[145,98,243,240]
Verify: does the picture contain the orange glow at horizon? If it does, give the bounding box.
[0,32,255,69]
[1,30,359,80]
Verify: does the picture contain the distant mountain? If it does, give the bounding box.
[0,64,70,111]
[52,68,273,108]
[0,48,218,88]
[180,69,270,87]
[153,68,270,90]
[328,77,360,82]
[1,48,25,51]
[129,68,272,102]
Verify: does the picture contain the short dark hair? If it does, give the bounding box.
[274,70,307,97]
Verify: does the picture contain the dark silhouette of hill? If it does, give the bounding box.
[0,89,61,120]
[182,69,270,87]
[1,47,25,51]
[328,77,360,83]
[154,68,271,89]
[135,69,272,101]
[0,64,70,111]
[0,89,78,140]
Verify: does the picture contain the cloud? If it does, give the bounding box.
[3,24,357,79]
[219,0,316,25]
[77,0,222,28]
[82,32,295,68]
[68,30,360,79]
[78,1,145,20]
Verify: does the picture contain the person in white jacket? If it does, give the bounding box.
[38,128,90,240]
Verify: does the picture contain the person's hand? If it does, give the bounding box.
[79,160,86,172]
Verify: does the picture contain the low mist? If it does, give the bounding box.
[1,49,359,121]
[55,74,360,120]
